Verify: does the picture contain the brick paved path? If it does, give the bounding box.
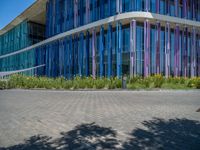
[0,90,200,149]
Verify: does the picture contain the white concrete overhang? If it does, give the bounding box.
[0,0,47,36]
[0,11,200,59]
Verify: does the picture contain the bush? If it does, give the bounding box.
[114,78,122,88]
[195,79,200,89]
[143,77,151,88]
[152,74,164,88]
[84,77,94,88]
[94,78,106,89]
[161,83,188,89]
[2,74,200,90]
[107,78,116,89]
[0,80,7,90]
[186,78,196,88]
[63,80,73,89]
[8,74,25,88]
[128,76,142,84]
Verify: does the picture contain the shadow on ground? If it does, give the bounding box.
[123,118,200,150]
[1,118,200,150]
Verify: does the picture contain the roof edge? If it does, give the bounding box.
[0,0,47,36]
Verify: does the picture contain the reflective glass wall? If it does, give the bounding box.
[46,0,200,38]
[0,21,45,75]
[45,22,200,78]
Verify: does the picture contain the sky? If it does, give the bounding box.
[0,0,36,30]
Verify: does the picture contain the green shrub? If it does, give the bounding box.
[0,80,7,90]
[115,78,122,88]
[128,76,142,84]
[153,74,164,88]
[23,77,36,89]
[161,83,188,89]
[85,77,95,88]
[9,74,25,88]
[107,78,116,89]
[186,78,196,88]
[143,77,151,88]
[94,78,106,89]
[3,74,200,90]
[63,80,73,89]
[127,83,136,89]
[195,79,200,89]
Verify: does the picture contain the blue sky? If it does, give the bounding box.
[0,0,36,30]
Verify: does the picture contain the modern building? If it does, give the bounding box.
[0,0,200,78]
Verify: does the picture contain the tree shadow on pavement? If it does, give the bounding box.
[123,118,200,150]
[54,122,121,150]
[0,123,121,150]
[1,118,200,150]
[0,135,53,150]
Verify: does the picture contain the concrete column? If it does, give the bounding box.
[165,22,170,78]
[144,20,150,77]
[174,25,180,77]
[156,21,161,74]
[198,34,200,76]
[116,22,122,78]
[45,45,49,77]
[116,0,122,14]
[130,19,136,77]
[92,28,96,79]
[69,36,74,78]
[183,27,188,77]
[100,26,104,78]
[107,24,112,78]
[85,31,90,77]
[64,38,67,78]
[191,27,197,77]
[78,33,84,77]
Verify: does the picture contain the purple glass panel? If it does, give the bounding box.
[156,0,160,13]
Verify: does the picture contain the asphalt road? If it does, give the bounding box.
[0,90,200,149]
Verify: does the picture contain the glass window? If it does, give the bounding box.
[136,24,144,76]
[150,0,156,13]
[170,30,174,76]
[160,29,165,74]
[150,26,156,74]
[122,26,130,75]
[160,0,166,14]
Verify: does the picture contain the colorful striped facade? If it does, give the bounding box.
[0,0,200,78]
